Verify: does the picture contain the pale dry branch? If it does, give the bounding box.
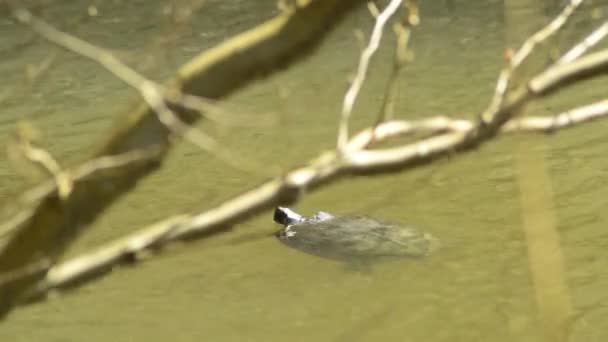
[21,148,164,205]
[510,0,583,68]
[341,8,608,172]
[350,99,608,150]
[30,216,189,298]
[12,8,145,92]
[346,117,472,152]
[558,21,608,64]
[530,48,608,95]
[337,0,403,151]
[481,0,584,123]
[374,10,414,126]
[10,124,72,199]
[502,99,608,133]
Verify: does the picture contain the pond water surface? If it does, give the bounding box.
[1,1,607,341]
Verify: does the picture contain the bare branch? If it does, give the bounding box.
[10,123,72,199]
[346,117,472,152]
[351,98,608,149]
[530,48,608,95]
[503,99,608,133]
[12,8,145,92]
[337,0,403,151]
[374,9,414,126]
[511,0,583,67]
[30,216,189,298]
[558,21,608,64]
[481,0,584,123]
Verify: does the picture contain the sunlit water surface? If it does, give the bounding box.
[0,1,607,341]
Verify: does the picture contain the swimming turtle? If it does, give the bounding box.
[273,207,440,262]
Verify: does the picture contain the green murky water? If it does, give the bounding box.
[1,1,607,341]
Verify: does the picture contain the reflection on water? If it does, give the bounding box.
[1,0,608,341]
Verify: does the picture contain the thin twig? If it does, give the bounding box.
[558,21,608,64]
[12,7,269,174]
[511,0,583,67]
[481,0,584,123]
[503,99,608,132]
[375,17,412,126]
[347,117,472,152]
[12,124,72,199]
[337,0,403,151]
[530,48,608,95]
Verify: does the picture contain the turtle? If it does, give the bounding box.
[273,207,440,263]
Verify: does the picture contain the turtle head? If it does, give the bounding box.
[274,207,304,226]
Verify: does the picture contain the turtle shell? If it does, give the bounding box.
[276,214,439,262]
